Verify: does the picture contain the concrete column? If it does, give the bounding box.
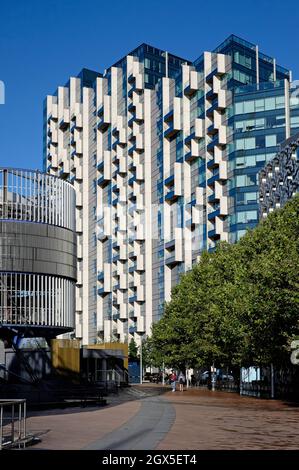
[101,358,107,382]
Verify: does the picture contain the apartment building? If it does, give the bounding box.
[44,35,299,347]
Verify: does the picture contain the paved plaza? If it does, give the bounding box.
[26,385,299,450]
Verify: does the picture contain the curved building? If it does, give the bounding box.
[0,168,76,338]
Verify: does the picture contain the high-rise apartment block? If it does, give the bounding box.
[44,35,299,346]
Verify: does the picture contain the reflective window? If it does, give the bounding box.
[236,137,255,150]
[244,101,254,113]
[235,95,285,114]
[291,115,299,127]
[290,95,299,108]
[234,51,252,69]
[233,69,253,85]
[236,191,258,205]
[255,99,264,112]
[235,102,243,114]
[265,97,275,110]
[237,210,257,223]
[265,134,277,147]
[236,174,256,187]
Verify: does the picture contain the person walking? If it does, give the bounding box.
[170,370,177,392]
[178,371,186,392]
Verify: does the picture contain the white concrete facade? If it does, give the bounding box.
[45,37,293,347]
[44,49,233,346]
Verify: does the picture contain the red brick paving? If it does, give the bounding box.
[28,400,141,450]
[157,387,299,450]
[26,385,299,450]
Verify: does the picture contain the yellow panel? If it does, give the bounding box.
[51,339,80,375]
[85,342,128,369]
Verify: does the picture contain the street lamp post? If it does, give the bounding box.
[140,335,143,385]
[139,333,145,384]
[211,363,216,391]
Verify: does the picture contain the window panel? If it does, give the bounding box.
[244,137,255,149]
[245,155,256,166]
[235,102,243,114]
[236,139,244,150]
[265,134,277,147]
[265,97,275,110]
[244,101,254,113]
[275,96,285,108]
[255,99,264,112]
[245,192,258,204]
[236,175,246,187]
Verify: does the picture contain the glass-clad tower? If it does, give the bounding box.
[44,35,299,347]
[191,35,292,245]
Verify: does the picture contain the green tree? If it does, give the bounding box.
[128,338,139,361]
[235,194,299,366]
[141,337,161,369]
[149,194,299,370]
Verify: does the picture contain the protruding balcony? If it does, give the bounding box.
[97,96,111,131]
[185,151,199,163]
[137,316,145,333]
[165,190,178,202]
[98,287,109,296]
[207,155,218,169]
[165,239,175,250]
[206,88,217,101]
[59,110,70,130]
[207,123,217,136]
[165,253,180,266]
[164,174,174,187]
[184,71,198,96]
[207,172,220,186]
[164,124,180,140]
[129,325,137,334]
[208,192,219,203]
[208,208,220,220]
[97,174,110,187]
[128,264,136,273]
[208,228,220,240]
[164,109,173,123]
[97,161,104,171]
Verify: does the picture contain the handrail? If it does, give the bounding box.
[95,369,122,386]
[0,399,27,450]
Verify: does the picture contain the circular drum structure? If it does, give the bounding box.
[0,168,76,338]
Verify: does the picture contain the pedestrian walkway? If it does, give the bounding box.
[158,387,299,450]
[25,385,299,450]
[26,400,141,450]
[85,396,175,450]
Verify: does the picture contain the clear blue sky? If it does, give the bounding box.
[0,0,298,170]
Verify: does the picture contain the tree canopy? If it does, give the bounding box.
[148,194,299,370]
[128,338,139,361]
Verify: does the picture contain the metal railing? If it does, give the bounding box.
[0,167,75,231]
[95,369,121,387]
[0,399,27,450]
